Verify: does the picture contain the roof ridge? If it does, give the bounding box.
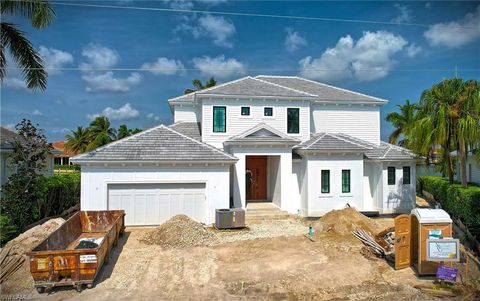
[255,75,298,79]
[292,76,388,103]
[72,124,166,160]
[334,133,377,149]
[304,132,326,150]
[382,141,415,155]
[328,133,372,149]
[230,123,297,141]
[163,126,237,160]
[253,77,317,97]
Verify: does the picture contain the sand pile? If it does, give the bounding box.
[312,208,382,235]
[140,215,218,248]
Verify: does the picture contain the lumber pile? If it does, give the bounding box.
[352,229,387,258]
[0,246,26,284]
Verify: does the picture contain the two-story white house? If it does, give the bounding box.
[72,76,417,226]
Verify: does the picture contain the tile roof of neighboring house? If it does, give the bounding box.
[225,123,300,144]
[71,125,237,164]
[296,132,374,151]
[168,122,202,140]
[52,141,79,158]
[0,127,22,149]
[255,76,388,103]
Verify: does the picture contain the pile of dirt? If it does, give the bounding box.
[140,215,218,248]
[311,208,382,235]
[0,218,65,294]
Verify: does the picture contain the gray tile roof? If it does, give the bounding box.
[71,125,237,163]
[168,122,202,140]
[196,76,317,98]
[256,76,387,103]
[296,132,374,151]
[364,141,417,160]
[225,123,300,144]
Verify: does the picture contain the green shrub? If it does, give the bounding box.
[37,173,81,218]
[54,164,80,171]
[0,213,17,243]
[418,176,480,240]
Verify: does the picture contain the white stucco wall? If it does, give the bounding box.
[310,103,381,145]
[381,162,416,213]
[304,154,364,216]
[79,164,230,224]
[201,98,311,148]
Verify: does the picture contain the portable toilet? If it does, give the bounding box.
[411,208,453,275]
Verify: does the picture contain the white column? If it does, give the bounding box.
[232,152,246,209]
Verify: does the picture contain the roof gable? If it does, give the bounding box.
[226,123,299,144]
[72,125,237,163]
[296,132,374,151]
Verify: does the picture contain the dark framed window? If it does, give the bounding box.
[403,166,411,185]
[287,108,300,134]
[264,107,273,116]
[241,107,250,116]
[388,167,396,185]
[213,106,226,133]
[321,170,330,193]
[342,170,351,193]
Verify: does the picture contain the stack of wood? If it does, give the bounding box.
[352,229,387,258]
[0,245,26,284]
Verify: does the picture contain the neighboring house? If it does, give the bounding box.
[52,141,78,165]
[72,76,417,226]
[0,127,55,189]
[453,150,480,185]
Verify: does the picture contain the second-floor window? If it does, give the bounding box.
[241,107,250,116]
[213,106,226,133]
[264,107,273,116]
[287,108,300,134]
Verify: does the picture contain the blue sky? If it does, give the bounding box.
[1,0,479,142]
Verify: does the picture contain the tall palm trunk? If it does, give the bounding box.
[458,141,468,187]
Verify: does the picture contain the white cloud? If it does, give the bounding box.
[87,103,140,121]
[391,3,413,23]
[82,72,142,93]
[32,109,42,116]
[2,77,29,91]
[406,43,422,57]
[51,127,70,134]
[146,113,160,121]
[38,46,73,75]
[284,28,307,53]
[141,57,185,75]
[192,55,246,78]
[80,43,119,70]
[176,14,236,48]
[424,5,480,48]
[298,31,407,82]
[425,2,431,9]
[164,0,194,10]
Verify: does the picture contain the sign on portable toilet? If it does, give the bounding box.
[410,208,459,275]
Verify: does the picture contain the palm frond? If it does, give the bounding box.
[1,0,55,29]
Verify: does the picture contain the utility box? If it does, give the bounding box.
[411,208,453,275]
[215,208,245,229]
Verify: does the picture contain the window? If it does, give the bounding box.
[213,106,226,133]
[388,167,396,185]
[241,107,250,116]
[321,170,330,193]
[287,108,300,134]
[342,170,351,193]
[403,166,411,185]
[264,107,273,116]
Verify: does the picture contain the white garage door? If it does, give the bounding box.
[108,183,207,226]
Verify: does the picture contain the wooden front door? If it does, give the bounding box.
[395,214,412,270]
[246,156,267,200]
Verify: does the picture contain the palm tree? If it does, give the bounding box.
[412,78,465,184]
[385,100,417,147]
[184,77,217,94]
[1,0,55,91]
[117,124,142,139]
[87,116,116,151]
[65,126,89,153]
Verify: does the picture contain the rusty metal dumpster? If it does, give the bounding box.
[27,210,125,292]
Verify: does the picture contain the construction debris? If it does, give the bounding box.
[311,207,383,235]
[140,215,219,248]
[352,229,387,258]
[0,246,25,284]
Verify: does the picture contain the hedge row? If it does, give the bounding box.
[54,164,81,171]
[417,176,480,240]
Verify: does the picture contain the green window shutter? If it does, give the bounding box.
[321,170,330,193]
[264,107,273,116]
[287,108,300,134]
[241,107,250,116]
[388,167,396,185]
[403,166,411,185]
[213,106,226,132]
[342,170,350,193]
